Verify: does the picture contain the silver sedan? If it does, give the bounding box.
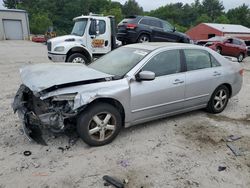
[13,43,243,146]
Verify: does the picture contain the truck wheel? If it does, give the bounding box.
[137,34,150,43]
[77,103,122,146]
[67,53,89,64]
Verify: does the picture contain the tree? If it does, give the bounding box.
[30,13,52,34]
[3,0,19,8]
[227,4,250,27]
[195,13,212,24]
[122,0,143,16]
[201,0,224,21]
[215,15,230,24]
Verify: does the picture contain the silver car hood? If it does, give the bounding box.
[20,63,113,94]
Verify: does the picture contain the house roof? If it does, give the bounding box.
[204,23,250,33]
[0,9,27,13]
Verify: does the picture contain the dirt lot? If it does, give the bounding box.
[0,41,250,188]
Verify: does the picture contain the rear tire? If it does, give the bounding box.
[77,103,122,146]
[67,53,89,64]
[206,85,229,114]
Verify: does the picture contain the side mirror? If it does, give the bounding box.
[136,71,155,81]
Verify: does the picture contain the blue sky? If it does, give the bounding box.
[1,0,250,11]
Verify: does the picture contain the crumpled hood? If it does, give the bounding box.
[20,63,112,94]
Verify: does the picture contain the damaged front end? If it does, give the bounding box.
[12,85,78,145]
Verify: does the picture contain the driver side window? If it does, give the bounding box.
[142,50,181,77]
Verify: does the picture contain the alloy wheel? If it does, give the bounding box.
[213,89,228,111]
[88,112,116,141]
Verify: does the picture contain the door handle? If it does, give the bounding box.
[213,71,221,76]
[173,79,184,85]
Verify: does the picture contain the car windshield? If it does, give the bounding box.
[71,19,88,36]
[89,47,150,77]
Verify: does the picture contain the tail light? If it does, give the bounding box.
[126,23,137,30]
[239,69,244,76]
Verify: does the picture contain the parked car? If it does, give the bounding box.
[13,43,243,146]
[117,16,190,44]
[203,36,247,62]
[245,40,250,56]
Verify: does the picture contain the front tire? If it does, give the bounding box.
[77,103,122,146]
[67,53,89,64]
[206,85,229,114]
[238,53,244,62]
[216,47,222,54]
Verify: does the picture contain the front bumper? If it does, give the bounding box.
[48,52,67,62]
[12,85,47,145]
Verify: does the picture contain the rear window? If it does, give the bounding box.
[119,16,138,25]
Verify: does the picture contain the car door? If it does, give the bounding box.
[87,18,111,54]
[130,49,185,122]
[222,38,235,56]
[151,20,176,42]
[183,49,223,108]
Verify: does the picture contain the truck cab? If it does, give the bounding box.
[47,14,117,64]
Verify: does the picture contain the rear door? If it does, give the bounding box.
[183,49,223,108]
[152,20,178,42]
[130,49,185,122]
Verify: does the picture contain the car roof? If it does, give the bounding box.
[123,42,198,51]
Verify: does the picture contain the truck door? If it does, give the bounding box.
[87,18,111,55]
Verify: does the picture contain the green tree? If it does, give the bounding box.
[3,0,18,8]
[201,0,224,21]
[195,13,212,24]
[227,4,250,27]
[30,13,52,34]
[122,0,143,16]
[215,14,230,24]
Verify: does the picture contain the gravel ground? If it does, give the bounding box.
[0,40,250,188]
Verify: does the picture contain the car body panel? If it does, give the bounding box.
[20,63,113,94]
[117,16,190,44]
[13,43,243,145]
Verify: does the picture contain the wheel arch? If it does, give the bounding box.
[66,46,92,62]
[86,97,126,126]
[220,83,232,98]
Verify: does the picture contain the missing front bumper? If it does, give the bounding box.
[13,85,47,145]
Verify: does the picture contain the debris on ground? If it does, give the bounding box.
[23,151,32,156]
[31,162,40,168]
[58,146,70,153]
[32,172,49,177]
[225,135,242,142]
[218,165,227,171]
[119,160,129,168]
[123,178,129,184]
[226,143,244,156]
[103,175,124,188]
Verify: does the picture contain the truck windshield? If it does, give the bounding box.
[89,47,150,77]
[71,19,88,36]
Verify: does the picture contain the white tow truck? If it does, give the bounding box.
[47,13,118,64]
